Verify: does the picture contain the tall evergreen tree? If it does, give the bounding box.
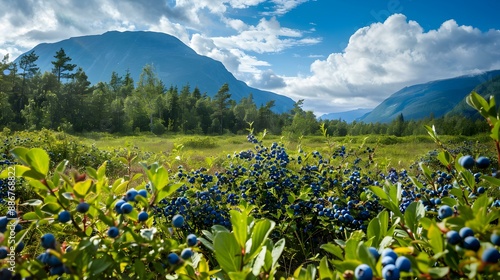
[51,48,76,83]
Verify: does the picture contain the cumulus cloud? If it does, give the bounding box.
[281,14,500,114]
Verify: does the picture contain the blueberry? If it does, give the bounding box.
[463,236,480,251]
[481,248,500,263]
[395,256,411,272]
[108,227,119,238]
[476,156,490,169]
[381,248,398,261]
[438,205,453,219]
[382,256,396,266]
[0,217,8,228]
[114,199,126,213]
[167,252,180,265]
[180,248,193,260]
[354,264,373,280]
[46,253,62,266]
[382,264,400,280]
[138,189,148,198]
[368,247,380,260]
[491,233,500,246]
[187,234,198,247]
[477,186,486,194]
[49,264,65,276]
[41,233,56,249]
[172,214,185,228]
[76,202,90,213]
[138,211,149,222]
[58,210,71,223]
[0,247,8,259]
[126,189,138,202]
[446,230,461,245]
[120,202,133,214]
[15,241,24,252]
[459,155,475,169]
[459,227,474,239]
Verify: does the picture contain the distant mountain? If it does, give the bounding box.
[319,108,372,123]
[447,75,500,118]
[360,70,500,123]
[14,31,295,113]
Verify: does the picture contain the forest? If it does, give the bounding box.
[0,49,490,137]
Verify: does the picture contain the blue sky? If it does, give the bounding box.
[1,0,500,115]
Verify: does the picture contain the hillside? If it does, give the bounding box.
[360,70,500,123]
[447,75,500,118]
[319,108,372,123]
[14,31,295,113]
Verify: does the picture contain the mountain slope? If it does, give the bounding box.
[319,108,372,123]
[447,75,500,118]
[360,70,500,123]
[14,31,295,113]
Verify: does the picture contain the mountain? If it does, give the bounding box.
[14,31,295,113]
[319,108,372,123]
[447,75,500,118]
[360,70,500,123]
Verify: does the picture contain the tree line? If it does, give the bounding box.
[0,49,489,137]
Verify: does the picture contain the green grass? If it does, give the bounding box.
[71,132,494,173]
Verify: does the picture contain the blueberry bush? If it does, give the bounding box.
[0,92,498,279]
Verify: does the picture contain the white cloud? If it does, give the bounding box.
[212,17,320,53]
[281,14,500,115]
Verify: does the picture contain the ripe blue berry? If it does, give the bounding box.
[382,264,400,280]
[354,264,373,280]
[187,233,198,247]
[382,256,396,266]
[76,202,90,213]
[491,233,500,246]
[395,256,411,272]
[180,248,193,260]
[138,211,149,222]
[41,233,56,249]
[0,247,8,259]
[459,227,474,239]
[120,202,133,214]
[15,241,24,252]
[438,205,453,219]
[459,155,475,169]
[126,189,138,202]
[481,248,500,263]
[172,214,185,228]
[114,199,126,213]
[463,236,480,251]
[138,189,148,198]
[476,156,490,169]
[49,264,65,276]
[381,248,398,261]
[0,217,7,228]
[108,227,119,238]
[58,210,71,223]
[368,247,380,260]
[446,230,461,245]
[46,253,62,266]
[477,186,486,194]
[167,252,180,265]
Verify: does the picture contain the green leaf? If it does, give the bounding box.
[427,223,444,254]
[96,161,107,180]
[89,257,113,276]
[271,238,285,268]
[134,258,146,279]
[368,186,388,200]
[40,203,61,215]
[247,219,275,261]
[73,179,93,198]
[25,148,50,177]
[252,246,266,276]
[230,210,248,249]
[404,202,425,237]
[429,267,450,279]
[214,232,242,273]
[367,217,381,245]
[437,151,452,167]
[345,231,365,260]
[357,242,376,270]
[320,243,344,260]
[318,256,334,280]
[22,212,39,220]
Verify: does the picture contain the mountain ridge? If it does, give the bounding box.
[14,30,295,113]
[359,70,500,123]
